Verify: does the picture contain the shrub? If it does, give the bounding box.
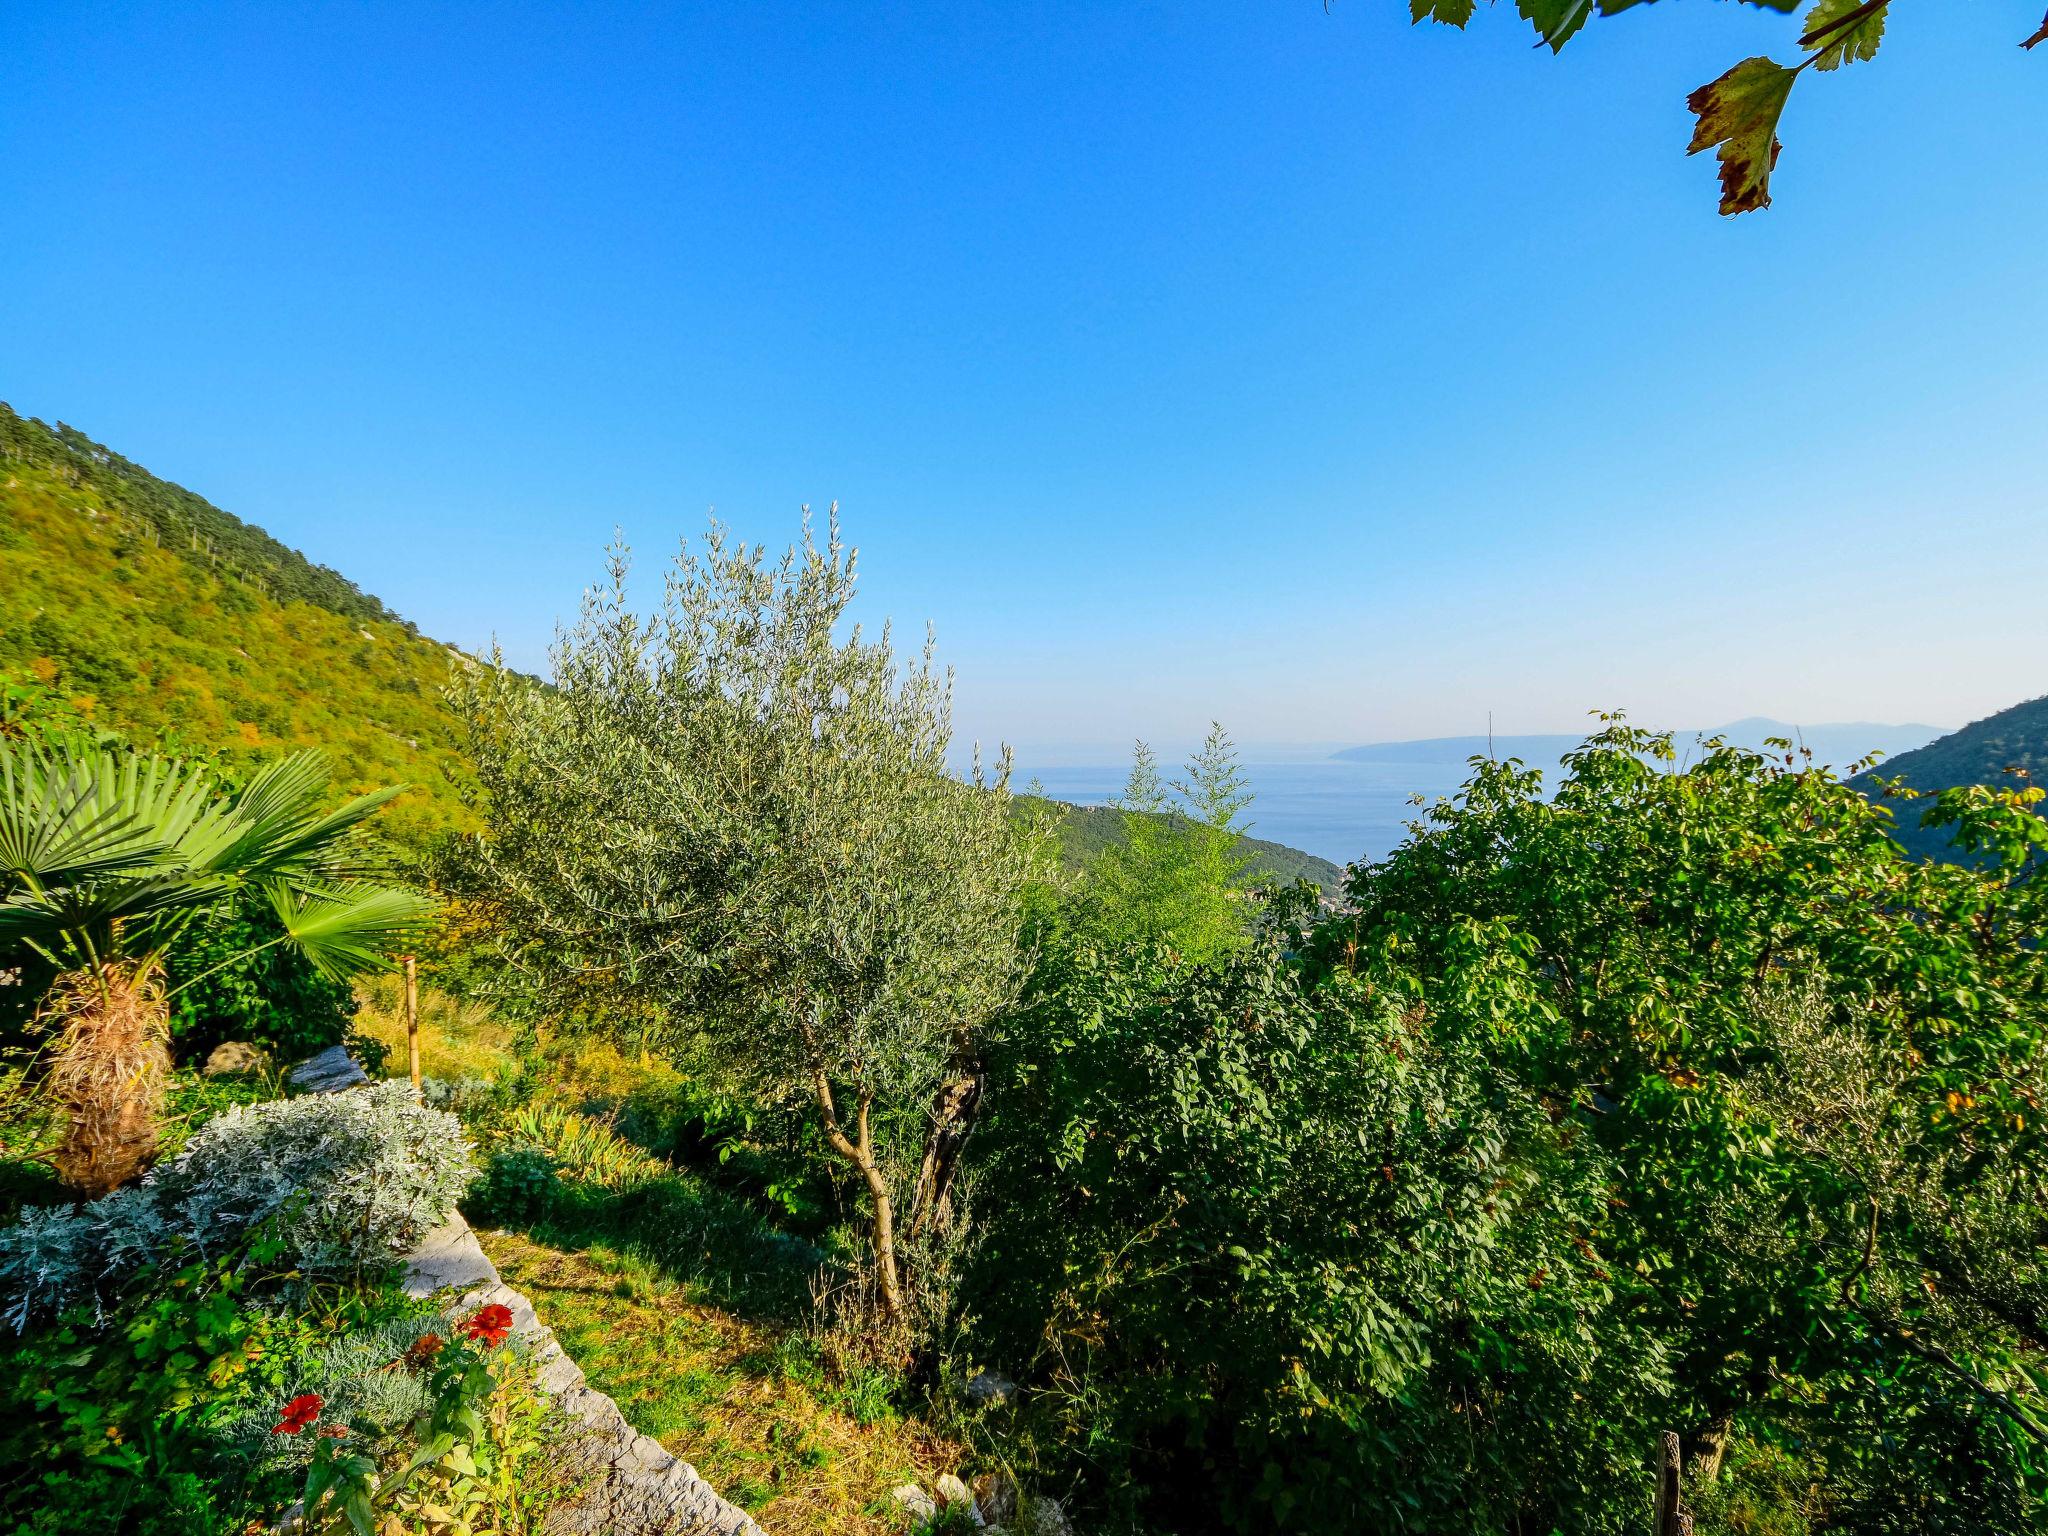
[0,1082,472,1329]
[970,936,1665,1534]
[164,893,359,1065]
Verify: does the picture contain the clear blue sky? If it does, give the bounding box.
[6,2,2044,759]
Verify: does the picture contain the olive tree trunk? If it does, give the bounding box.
[813,1070,906,1321]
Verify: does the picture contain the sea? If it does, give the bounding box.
[1015,757,1484,869]
[1014,716,1943,868]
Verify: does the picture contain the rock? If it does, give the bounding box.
[964,1369,1018,1408]
[971,1471,1019,1527]
[203,1040,271,1077]
[892,1484,938,1523]
[1019,1495,1073,1536]
[401,1210,763,1536]
[935,1473,982,1523]
[287,1044,369,1094]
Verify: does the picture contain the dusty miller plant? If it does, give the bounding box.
[0,1081,472,1329]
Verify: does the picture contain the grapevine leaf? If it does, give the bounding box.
[1685,56,1799,215]
[1411,0,1478,24]
[1801,0,1887,71]
[1520,0,1594,51]
[1599,0,1797,16]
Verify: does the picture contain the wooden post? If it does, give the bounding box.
[403,955,420,1097]
[1653,1429,1685,1536]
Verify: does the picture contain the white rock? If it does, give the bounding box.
[892,1484,939,1522]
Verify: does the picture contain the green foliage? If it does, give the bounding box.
[0,1221,431,1536]
[1027,795,1341,897]
[0,407,475,850]
[1309,719,2048,1527]
[0,735,432,982]
[1378,0,2045,217]
[447,515,1039,1324]
[1853,692,2048,863]
[1059,726,1262,965]
[0,407,404,629]
[163,891,359,1063]
[971,936,1663,1532]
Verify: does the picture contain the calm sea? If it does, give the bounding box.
[1018,759,1487,868]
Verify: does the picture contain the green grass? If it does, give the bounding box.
[477,1228,962,1535]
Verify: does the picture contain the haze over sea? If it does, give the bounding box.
[1017,718,1948,868]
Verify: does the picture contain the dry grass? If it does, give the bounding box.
[479,1230,965,1535]
[43,959,170,1195]
[353,973,519,1084]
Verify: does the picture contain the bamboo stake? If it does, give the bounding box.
[404,955,420,1097]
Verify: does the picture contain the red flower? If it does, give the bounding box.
[272,1393,324,1435]
[403,1333,446,1371]
[460,1303,514,1349]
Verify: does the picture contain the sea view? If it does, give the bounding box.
[1019,757,1482,867]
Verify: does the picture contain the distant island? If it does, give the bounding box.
[1333,717,1948,772]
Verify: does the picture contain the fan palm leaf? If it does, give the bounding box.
[265,881,436,980]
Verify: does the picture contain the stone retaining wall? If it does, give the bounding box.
[403,1213,766,1536]
[295,1049,766,1536]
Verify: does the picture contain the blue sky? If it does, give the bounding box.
[5,1,2045,760]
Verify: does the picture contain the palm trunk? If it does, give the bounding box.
[45,958,171,1196]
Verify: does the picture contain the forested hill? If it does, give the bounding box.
[0,405,471,848]
[1026,795,1345,896]
[1854,693,2048,861]
[0,407,408,629]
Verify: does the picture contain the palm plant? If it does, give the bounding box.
[0,738,433,1194]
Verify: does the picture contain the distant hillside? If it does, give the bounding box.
[1025,795,1344,896]
[1851,695,2048,861]
[0,405,470,848]
[1335,718,1944,773]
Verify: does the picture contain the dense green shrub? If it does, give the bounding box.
[163,893,359,1063]
[970,937,1667,1533]
[1,1083,472,1329]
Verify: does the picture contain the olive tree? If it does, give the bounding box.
[447,511,1036,1322]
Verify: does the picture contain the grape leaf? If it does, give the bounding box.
[1519,1,1594,51]
[1801,0,1888,71]
[1686,56,1799,215]
[1599,0,1798,16]
[1411,0,1478,24]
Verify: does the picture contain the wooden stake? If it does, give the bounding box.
[404,954,420,1097]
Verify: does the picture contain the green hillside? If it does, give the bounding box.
[1027,794,1344,896]
[1854,692,2047,861]
[0,405,471,848]
[1,408,1348,891]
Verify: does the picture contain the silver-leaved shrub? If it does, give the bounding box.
[0,1081,472,1330]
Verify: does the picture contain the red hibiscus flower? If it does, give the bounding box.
[272,1393,324,1435]
[459,1303,514,1348]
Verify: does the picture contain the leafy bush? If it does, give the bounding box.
[970,936,1665,1534]
[1,1083,472,1329]
[163,893,360,1064]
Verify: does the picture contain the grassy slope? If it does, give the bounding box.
[1026,795,1345,895]
[0,405,472,848]
[1852,693,2047,861]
